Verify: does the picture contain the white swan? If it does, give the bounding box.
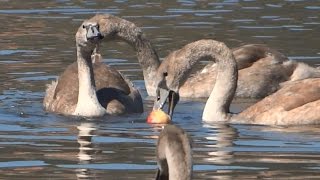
[153,39,320,125]
[156,124,192,180]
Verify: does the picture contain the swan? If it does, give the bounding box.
[72,14,320,99]
[180,43,320,98]
[152,39,320,125]
[155,124,192,180]
[43,19,143,116]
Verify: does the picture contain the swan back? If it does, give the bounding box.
[156,124,192,180]
[238,78,320,125]
[232,44,289,69]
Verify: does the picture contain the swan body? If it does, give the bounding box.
[154,39,320,125]
[237,78,320,125]
[44,18,143,116]
[156,124,192,180]
[179,44,320,98]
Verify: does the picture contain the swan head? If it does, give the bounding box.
[86,14,128,41]
[152,63,180,119]
[76,21,103,51]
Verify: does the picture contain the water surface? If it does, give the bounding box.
[0,0,320,179]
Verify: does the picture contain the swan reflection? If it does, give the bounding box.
[200,124,320,179]
[203,123,238,165]
[76,122,97,179]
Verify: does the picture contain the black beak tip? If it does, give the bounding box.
[97,33,103,39]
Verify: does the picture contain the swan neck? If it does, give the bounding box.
[73,45,105,117]
[167,156,192,180]
[114,18,160,96]
[201,40,237,122]
[157,127,192,180]
[77,47,97,97]
[168,40,236,122]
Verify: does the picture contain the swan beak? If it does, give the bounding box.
[153,88,170,110]
[86,25,103,41]
[155,168,168,180]
[168,90,179,119]
[155,168,162,180]
[153,88,179,119]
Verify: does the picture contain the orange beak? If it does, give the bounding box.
[146,109,171,124]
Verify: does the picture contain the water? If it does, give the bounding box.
[0,0,320,179]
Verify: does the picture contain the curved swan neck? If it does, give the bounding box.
[96,15,160,96]
[163,40,237,122]
[201,40,238,122]
[157,125,192,180]
[73,45,105,117]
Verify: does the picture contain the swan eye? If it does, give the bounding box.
[163,72,168,77]
[82,25,86,29]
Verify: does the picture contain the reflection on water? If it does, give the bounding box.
[195,124,320,179]
[203,123,237,165]
[76,122,97,179]
[77,123,97,163]
[0,0,320,179]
